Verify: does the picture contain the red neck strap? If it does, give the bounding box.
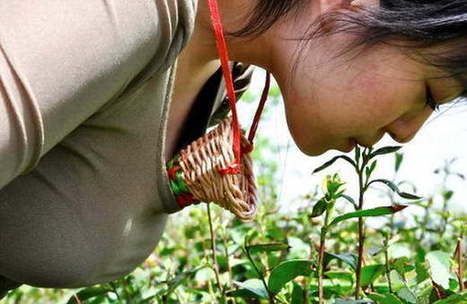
[207,0,270,174]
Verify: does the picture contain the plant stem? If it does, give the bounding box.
[384,236,393,293]
[438,174,450,241]
[244,248,276,304]
[355,162,366,300]
[222,229,238,304]
[457,236,464,291]
[440,198,449,239]
[356,220,365,299]
[419,199,433,244]
[318,206,332,304]
[222,230,233,288]
[302,277,310,304]
[318,228,326,304]
[73,294,82,304]
[207,203,224,301]
[109,282,122,303]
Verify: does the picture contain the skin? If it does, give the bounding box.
[168,0,464,159]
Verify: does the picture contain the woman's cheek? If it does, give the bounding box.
[283,100,334,156]
[282,103,315,154]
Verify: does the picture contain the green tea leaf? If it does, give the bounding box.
[442,190,454,201]
[268,259,314,294]
[369,146,402,159]
[368,179,422,200]
[362,147,374,163]
[170,266,207,294]
[389,270,406,291]
[230,279,269,299]
[367,293,404,304]
[323,173,346,197]
[360,264,385,287]
[194,267,216,283]
[247,243,291,255]
[415,260,430,284]
[432,292,467,304]
[324,252,358,271]
[388,270,417,303]
[355,145,361,164]
[394,257,415,275]
[426,251,457,290]
[312,156,356,174]
[311,199,328,218]
[395,153,404,172]
[66,287,110,304]
[291,282,305,304]
[365,160,378,178]
[329,205,408,227]
[334,299,373,304]
[397,287,417,304]
[368,246,384,257]
[341,194,357,209]
[449,278,459,290]
[324,271,354,282]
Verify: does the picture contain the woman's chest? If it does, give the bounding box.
[165,55,221,161]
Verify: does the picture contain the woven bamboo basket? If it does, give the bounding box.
[176,116,258,221]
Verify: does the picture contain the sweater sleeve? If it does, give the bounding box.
[0,0,168,189]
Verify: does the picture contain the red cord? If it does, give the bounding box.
[248,72,271,144]
[207,0,242,174]
[207,0,271,175]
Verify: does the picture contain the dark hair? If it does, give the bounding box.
[232,0,467,98]
[230,0,306,37]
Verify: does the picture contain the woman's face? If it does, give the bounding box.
[269,16,464,156]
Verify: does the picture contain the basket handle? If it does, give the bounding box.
[207,0,271,175]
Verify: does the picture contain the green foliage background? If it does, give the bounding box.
[2,86,466,304]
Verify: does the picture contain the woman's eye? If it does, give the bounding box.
[425,86,440,112]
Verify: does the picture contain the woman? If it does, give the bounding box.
[0,0,465,293]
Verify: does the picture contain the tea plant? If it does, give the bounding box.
[3,142,466,303]
[311,146,421,301]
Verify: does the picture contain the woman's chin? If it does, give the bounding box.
[296,143,327,157]
[335,139,356,153]
[296,139,355,156]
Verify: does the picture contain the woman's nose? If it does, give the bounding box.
[384,107,434,144]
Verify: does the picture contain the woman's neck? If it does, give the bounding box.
[165,0,279,160]
[190,0,275,71]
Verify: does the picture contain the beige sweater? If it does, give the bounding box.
[0,0,254,289]
[0,0,199,288]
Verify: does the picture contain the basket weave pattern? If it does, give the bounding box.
[178,117,258,221]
